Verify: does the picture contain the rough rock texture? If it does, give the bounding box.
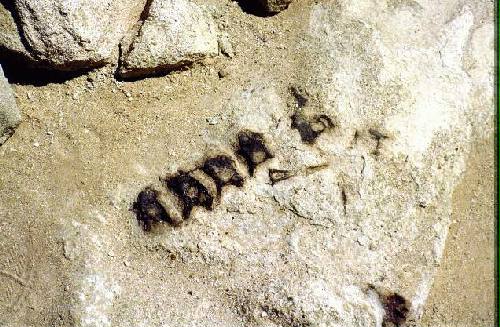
[258,0,294,13]
[0,1,30,58]
[0,0,494,326]
[13,0,145,70]
[118,0,218,79]
[0,65,20,145]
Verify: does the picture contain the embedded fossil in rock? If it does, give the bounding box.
[133,187,172,231]
[132,118,396,236]
[202,155,245,196]
[268,168,295,185]
[235,130,274,176]
[289,85,309,108]
[369,285,410,327]
[381,292,409,327]
[133,130,274,230]
[164,171,215,219]
[291,113,334,144]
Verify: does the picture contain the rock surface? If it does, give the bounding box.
[0,65,20,145]
[0,1,30,58]
[0,0,494,326]
[118,0,218,78]
[13,0,144,70]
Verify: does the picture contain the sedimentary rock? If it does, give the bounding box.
[118,0,218,79]
[0,64,20,145]
[13,0,143,70]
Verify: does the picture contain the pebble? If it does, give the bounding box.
[218,37,234,58]
[218,68,229,78]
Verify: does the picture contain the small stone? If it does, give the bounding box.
[218,36,234,58]
[13,0,142,70]
[206,116,219,125]
[218,69,230,79]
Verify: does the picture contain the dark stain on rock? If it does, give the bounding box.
[202,155,244,195]
[132,187,171,231]
[291,113,333,144]
[351,130,360,147]
[304,163,329,175]
[269,169,294,185]
[290,86,308,108]
[260,304,312,327]
[236,130,273,176]
[369,128,388,141]
[381,293,409,327]
[165,172,214,219]
[341,187,347,215]
[368,128,389,155]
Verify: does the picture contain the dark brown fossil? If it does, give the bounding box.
[165,172,214,219]
[291,113,333,144]
[290,86,308,108]
[236,130,273,176]
[381,293,409,327]
[133,130,276,230]
[132,187,171,231]
[202,155,244,195]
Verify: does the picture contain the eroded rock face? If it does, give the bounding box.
[0,65,20,145]
[13,0,143,70]
[118,0,218,79]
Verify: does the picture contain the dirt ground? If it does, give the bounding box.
[421,134,496,327]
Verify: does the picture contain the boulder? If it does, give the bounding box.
[13,0,144,70]
[0,64,20,145]
[0,0,30,58]
[118,0,218,79]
